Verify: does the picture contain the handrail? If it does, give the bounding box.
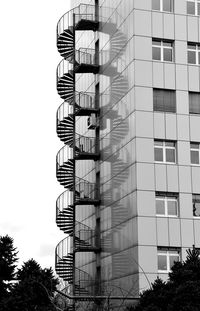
[56,190,73,213]
[57,4,96,36]
[57,59,73,81]
[75,134,96,154]
[56,236,72,261]
[57,102,73,123]
[56,92,95,124]
[75,178,97,201]
[55,288,140,301]
[57,145,73,167]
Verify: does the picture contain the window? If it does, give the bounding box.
[158,248,180,273]
[187,0,200,15]
[189,92,200,114]
[156,193,178,217]
[154,140,176,163]
[190,143,200,165]
[153,40,173,62]
[193,194,200,217]
[153,89,176,113]
[188,43,200,64]
[152,0,173,12]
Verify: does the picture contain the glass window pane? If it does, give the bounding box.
[167,200,177,216]
[156,199,165,215]
[187,1,196,14]
[191,143,199,149]
[189,93,200,114]
[163,41,172,47]
[155,147,163,162]
[155,140,163,146]
[198,3,200,15]
[191,150,199,164]
[169,254,179,269]
[158,254,167,270]
[163,0,173,12]
[188,50,196,64]
[188,44,196,50]
[166,148,175,163]
[153,40,161,46]
[193,202,200,216]
[163,90,176,112]
[164,48,172,62]
[152,0,160,10]
[153,46,161,60]
[165,141,175,147]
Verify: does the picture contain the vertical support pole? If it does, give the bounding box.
[72,12,76,311]
[94,0,101,307]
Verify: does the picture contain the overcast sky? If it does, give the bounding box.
[0,0,71,270]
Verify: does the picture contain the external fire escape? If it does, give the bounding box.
[56,2,132,309]
[56,4,100,308]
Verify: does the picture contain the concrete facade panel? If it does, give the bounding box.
[154,113,165,139]
[155,164,167,191]
[156,218,169,246]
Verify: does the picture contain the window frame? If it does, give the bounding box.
[157,248,180,273]
[153,88,176,113]
[188,43,200,65]
[190,142,200,165]
[189,92,200,114]
[152,0,174,12]
[154,140,176,164]
[156,193,179,217]
[152,39,174,62]
[187,0,200,16]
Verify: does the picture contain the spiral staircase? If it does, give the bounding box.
[56,2,130,308]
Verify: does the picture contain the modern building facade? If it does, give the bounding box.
[55,0,200,309]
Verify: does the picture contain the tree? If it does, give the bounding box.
[127,247,200,311]
[0,235,18,299]
[3,258,59,311]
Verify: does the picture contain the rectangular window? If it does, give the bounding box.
[153,39,173,62]
[153,89,176,113]
[187,0,200,15]
[152,0,173,12]
[158,248,180,273]
[190,143,200,165]
[156,193,178,217]
[189,92,200,114]
[188,43,200,64]
[154,140,176,163]
[193,194,200,217]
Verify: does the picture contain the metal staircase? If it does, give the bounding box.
[55,2,129,307]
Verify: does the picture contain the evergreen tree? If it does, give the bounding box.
[4,258,59,311]
[0,235,18,299]
[127,247,200,311]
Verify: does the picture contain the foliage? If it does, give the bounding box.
[0,235,18,298]
[127,247,200,311]
[0,235,59,311]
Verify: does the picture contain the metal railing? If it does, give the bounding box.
[75,92,95,110]
[56,190,74,214]
[57,145,73,167]
[57,59,73,82]
[57,102,73,123]
[75,178,97,201]
[57,4,96,36]
[56,236,73,264]
[75,48,96,65]
[75,221,96,248]
[75,134,96,154]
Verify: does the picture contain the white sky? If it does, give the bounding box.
[0,0,70,270]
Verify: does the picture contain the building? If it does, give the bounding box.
[55,0,200,309]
